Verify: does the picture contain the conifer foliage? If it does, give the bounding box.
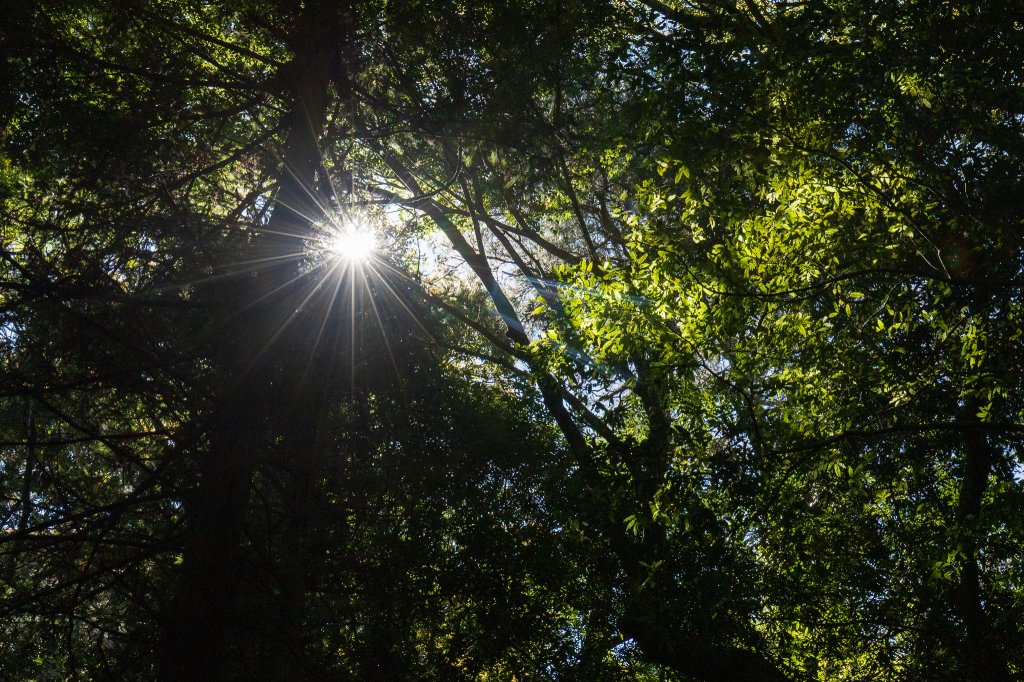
[2,1,1022,680]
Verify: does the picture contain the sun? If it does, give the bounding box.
[326,224,377,263]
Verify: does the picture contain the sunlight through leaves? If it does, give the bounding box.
[326,221,377,263]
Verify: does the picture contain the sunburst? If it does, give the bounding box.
[326,222,377,263]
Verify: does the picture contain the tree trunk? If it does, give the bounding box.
[158,25,334,680]
[954,402,1011,682]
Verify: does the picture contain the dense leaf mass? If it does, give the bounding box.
[2,1,1022,680]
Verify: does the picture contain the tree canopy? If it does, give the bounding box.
[2,1,1023,680]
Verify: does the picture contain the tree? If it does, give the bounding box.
[3,1,635,679]
[2,0,1023,680]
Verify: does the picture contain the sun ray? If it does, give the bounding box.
[364,264,441,344]
[257,253,351,353]
[359,265,401,383]
[303,258,347,382]
[139,250,309,298]
[348,260,357,391]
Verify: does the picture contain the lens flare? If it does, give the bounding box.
[327,224,376,262]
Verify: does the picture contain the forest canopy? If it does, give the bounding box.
[2,1,1023,680]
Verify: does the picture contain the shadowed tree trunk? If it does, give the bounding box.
[955,399,1012,682]
[158,8,337,677]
